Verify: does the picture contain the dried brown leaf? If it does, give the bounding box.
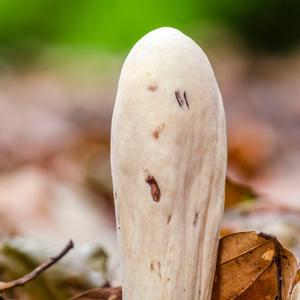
[212,231,298,300]
[225,177,256,208]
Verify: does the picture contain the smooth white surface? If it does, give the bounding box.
[111,27,227,300]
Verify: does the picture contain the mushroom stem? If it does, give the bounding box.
[111,27,227,300]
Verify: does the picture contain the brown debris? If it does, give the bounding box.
[145,175,161,202]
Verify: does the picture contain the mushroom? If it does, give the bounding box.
[111,27,227,300]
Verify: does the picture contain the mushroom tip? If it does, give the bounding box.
[150,26,183,34]
[145,26,186,40]
[135,26,202,56]
[125,27,198,60]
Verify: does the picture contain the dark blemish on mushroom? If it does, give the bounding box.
[148,84,158,92]
[153,131,159,139]
[145,175,161,202]
[183,91,190,109]
[150,261,162,278]
[152,123,165,139]
[175,90,183,108]
[193,212,199,226]
[167,215,172,224]
[114,192,117,199]
[175,90,189,110]
[157,262,162,279]
[150,262,154,271]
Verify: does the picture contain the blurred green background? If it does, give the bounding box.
[1,0,300,66]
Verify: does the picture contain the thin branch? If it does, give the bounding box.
[0,240,74,292]
[69,287,122,300]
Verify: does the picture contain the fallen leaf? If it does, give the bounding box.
[69,287,122,300]
[225,176,256,208]
[212,231,298,300]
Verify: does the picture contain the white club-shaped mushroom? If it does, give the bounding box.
[111,27,227,300]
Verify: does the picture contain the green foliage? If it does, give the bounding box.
[55,0,200,50]
[0,0,200,62]
[202,0,300,52]
[0,0,299,63]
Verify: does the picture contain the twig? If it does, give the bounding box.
[0,240,74,292]
[69,287,122,300]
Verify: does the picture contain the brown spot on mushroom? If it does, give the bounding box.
[167,215,172,224]
[157,262,162,278]
[152,123,165,139]
[193,212,199,226]
[148,84,158,92]
[145,175,161,202]
[150,262,154,271]
[150,261,162,278]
